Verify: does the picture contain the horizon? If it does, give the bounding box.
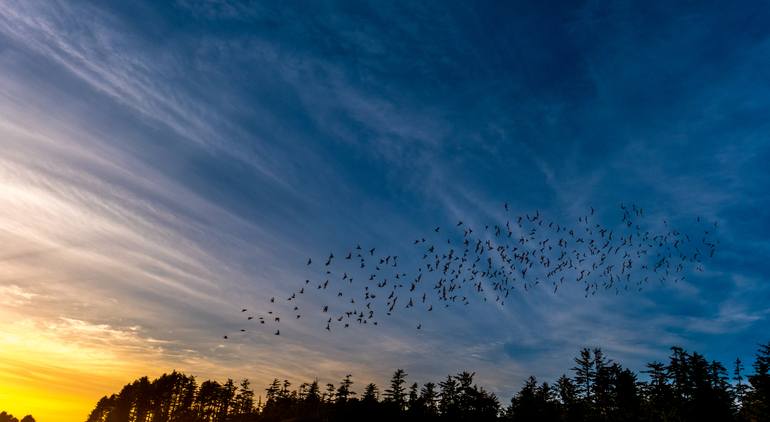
[1,1,770,421]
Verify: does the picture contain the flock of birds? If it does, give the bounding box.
[223,203,718,339]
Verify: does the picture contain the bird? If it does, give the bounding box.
[226,202,717,338]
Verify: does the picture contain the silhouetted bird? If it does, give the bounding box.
[226,202,717,338]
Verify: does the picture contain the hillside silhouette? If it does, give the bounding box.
[79,343,770,422]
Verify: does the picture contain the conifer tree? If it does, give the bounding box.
[384,369,408,410]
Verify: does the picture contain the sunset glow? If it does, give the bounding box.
[2,1,770,421]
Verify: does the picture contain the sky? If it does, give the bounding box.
[1,1,770,420]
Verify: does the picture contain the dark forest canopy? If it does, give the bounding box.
[81,343,770,422]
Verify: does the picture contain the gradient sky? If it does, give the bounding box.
[2,1,770,421]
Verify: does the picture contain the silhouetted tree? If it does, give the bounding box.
[86,395,117,422]
[362,383,379,403]
[642,361,672,421]
[556,374,581,421]
[591,349,612,419]
[449,371,500,421]
[323,383,336,403]
[408,382,420,406]
[421,382,439,417]
[668,346,691,416]
[734,358,748,403]
[611,365,642,422]
[384,369,408,411]
[82,342,770,422]
[572,348,595,403]
[747,342,770,421]
[439,375,459,417]
[234,379,255,416]
[335,374,355,404]
[505,376,557,421]
[305,380,321,403]
[359,382,381,418]
[0,413,33,422]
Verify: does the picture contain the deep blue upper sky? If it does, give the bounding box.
[1,0,769,398]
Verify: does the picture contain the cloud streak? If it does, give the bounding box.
[1,1,770,420]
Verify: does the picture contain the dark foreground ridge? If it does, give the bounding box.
[84,343,770,422]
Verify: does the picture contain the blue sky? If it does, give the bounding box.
[1,0,770,409]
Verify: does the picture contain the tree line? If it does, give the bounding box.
[84,342,770,422]
[0,412,35,422]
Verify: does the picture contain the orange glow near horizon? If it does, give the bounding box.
[0,310,166,422]
[0,306,286,422]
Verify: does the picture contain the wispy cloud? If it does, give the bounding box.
[1,1,770,421]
